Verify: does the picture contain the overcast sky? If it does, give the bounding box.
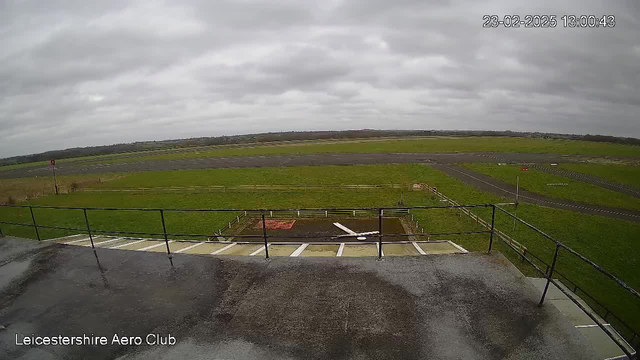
[1,0,639,157]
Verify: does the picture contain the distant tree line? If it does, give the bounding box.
[1,130,639,166]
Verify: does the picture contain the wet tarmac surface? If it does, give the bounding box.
[0,237,597,360]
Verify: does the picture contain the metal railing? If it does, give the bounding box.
[0,202,637,358]
[494,205,639,359]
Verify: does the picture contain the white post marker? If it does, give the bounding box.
[290,243,309,257]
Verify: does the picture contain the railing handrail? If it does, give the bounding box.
[0,203,496,212]
[495,205,640,302]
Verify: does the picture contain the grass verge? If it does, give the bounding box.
[462,163,640,211]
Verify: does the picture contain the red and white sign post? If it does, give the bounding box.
[50,159,59,195]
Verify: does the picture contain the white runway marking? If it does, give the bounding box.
[448,241,469,253]
[250,245,269,256]
[290,243,309,257]
[92,238,123,246]
[211,243,236,255]
[64,237,91,245]
[337,243,345,257]
[175,242,205,253]
[575,324,610,328]
[110,239,146,249]
[138,241,172,251]
[46,234,84,242]
[412,242,427,255]
[377,243,385,257]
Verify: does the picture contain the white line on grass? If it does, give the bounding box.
[211,243,236,255]
[412,242,427,255]
[290,243,309,257]
[337,243,345,257]
[110,239,146,249]
[138,241,172,252]
[176,242,205,253]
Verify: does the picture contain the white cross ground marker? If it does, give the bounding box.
[333,222,379,241]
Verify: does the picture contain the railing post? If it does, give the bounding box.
[488,205,496,253]
[261,212,269,259]
[378,208,383,259]
[539,243,561,306]
[83,209,96,251]
[159,210,174,267]
[29,206,41,241]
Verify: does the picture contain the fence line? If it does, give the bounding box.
[421,184,527,254]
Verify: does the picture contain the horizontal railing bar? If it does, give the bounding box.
[0,204,495,212]
[549,277,636,359]
[495,205,640,302]
[558,244,640,300]
[0,220,36,227]
[494,220,640,348]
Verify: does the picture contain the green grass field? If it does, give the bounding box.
[462,163,640,211]
[0,163,638,340]
[558,163,640,188]
[0,174,124,203]
[103,137,640,163]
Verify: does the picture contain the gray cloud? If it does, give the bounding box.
[1,0,639,157]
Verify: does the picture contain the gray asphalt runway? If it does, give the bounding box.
[0,238,597,360]
[0,152,600,179]
[431,164,640,223]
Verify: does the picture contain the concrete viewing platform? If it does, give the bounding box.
[0,236,599,359]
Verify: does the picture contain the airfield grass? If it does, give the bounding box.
[0,163,639,339]
[558,163,640,188]
[0,174,124,204]
[15,137,639,169]
[462,163,640,211]
[116,137,640,160]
